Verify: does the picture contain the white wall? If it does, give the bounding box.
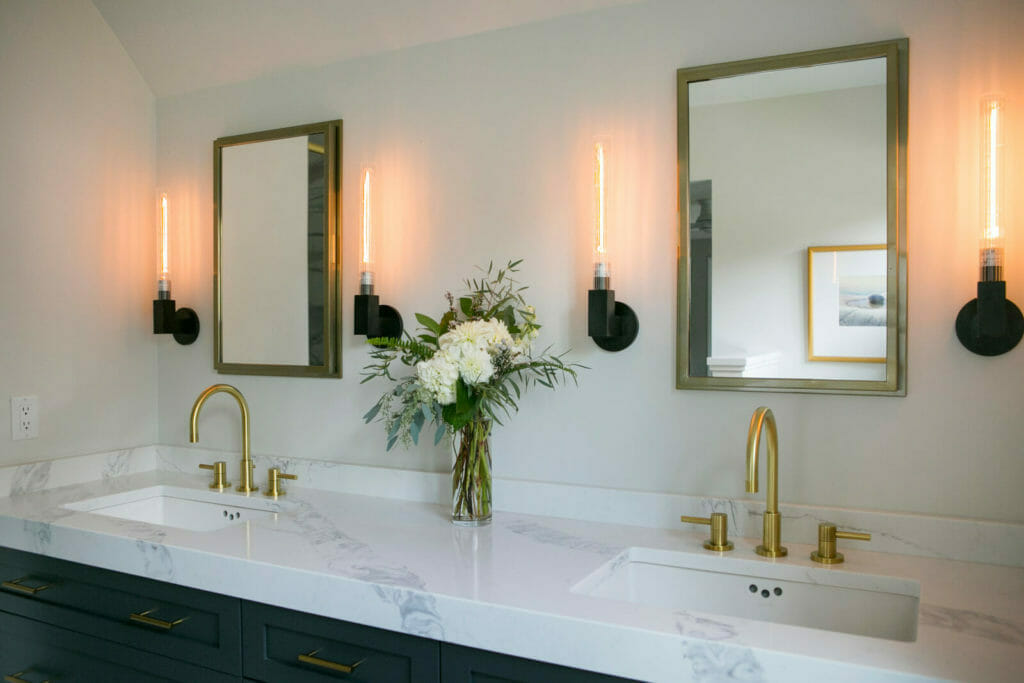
[0,0,157,464]
[691,85,887,380]
[156,0,1024,523]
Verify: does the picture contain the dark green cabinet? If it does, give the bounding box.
[0,609,238,682]
[242,601,439,682]
[1,547,635,683]
[0,546,241,676]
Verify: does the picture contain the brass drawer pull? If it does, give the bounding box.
[1,578,52,596]
[5,672,51,683]
[129,609,187,630]
[298,650,365,674]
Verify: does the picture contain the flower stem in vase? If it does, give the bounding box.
[452,419,492,526]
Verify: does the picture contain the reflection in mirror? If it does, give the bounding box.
[677,41,906,395]
[214,120,341,378]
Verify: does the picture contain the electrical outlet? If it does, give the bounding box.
[11,396,39,440]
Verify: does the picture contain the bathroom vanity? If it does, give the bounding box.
[0,450,1021,682]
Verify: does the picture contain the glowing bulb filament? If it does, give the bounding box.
[160,194,168,277]
[595,143,606,256]
[361,169,372,266]
[987,102,999,241]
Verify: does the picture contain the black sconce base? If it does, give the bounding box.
[955,281,1023,356]
[153,299,199,345]
[354,294,404,348]
[172,308,200,345]
[588,289,639,352]
[373,305,404,343]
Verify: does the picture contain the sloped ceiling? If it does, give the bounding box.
[93,0,640,98]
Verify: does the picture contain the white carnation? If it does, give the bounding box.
[458,346,494,385]
[440,319,513,355]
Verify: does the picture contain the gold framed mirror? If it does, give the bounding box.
[676,40,907,395]
[213,120,342,378]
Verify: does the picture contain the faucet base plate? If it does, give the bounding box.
[755,545,788,558]
[810,551,844,564]
[704,541,734,552]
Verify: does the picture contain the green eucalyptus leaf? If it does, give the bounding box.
[415,313,442,334]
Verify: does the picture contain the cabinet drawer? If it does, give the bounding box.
[0,547,241,676]
[0,610,240,683]
[441,643,637,683]
[243,601,439,683]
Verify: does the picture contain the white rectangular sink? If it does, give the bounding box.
[573,547,919,642]
[64,486,289,532]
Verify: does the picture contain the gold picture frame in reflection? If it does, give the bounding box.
[807,244,888,363]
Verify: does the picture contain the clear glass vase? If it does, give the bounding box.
[451,418,492,526]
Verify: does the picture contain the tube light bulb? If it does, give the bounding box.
[980,96,1006,282]
[360,167,375,293]
[593,140,610,288]
[157,192,170,299]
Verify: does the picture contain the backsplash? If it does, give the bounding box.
[3,446,1020,567]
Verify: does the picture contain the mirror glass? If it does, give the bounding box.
[677,41,906,395]
[214,120,342,377]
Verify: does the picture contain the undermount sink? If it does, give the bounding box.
[63,486,288,532]
[572,547,920,642]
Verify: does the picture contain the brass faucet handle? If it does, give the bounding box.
[199,461,230,490]
[264,467,297,497]
[680,512,734,551]
[811,522,871,564]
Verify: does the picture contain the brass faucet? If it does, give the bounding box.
[745,406,787,557]
[189,384,257,493]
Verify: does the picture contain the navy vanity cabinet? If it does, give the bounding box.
[0,547,635,682]
[242,600,441,682]
[0,609,239,682]
[440,643,635,683]
[0,546,242,678]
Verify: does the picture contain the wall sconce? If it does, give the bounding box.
[152,192,199,345]
[353,167,403,344]
[956,96,1023,355]
[587,140,638,351]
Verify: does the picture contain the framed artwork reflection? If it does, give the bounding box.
[807,245,887,362]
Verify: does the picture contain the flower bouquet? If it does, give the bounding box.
[362,260,582,525]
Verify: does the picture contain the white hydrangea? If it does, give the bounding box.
[458,346,494,385]
[415,353,459,405]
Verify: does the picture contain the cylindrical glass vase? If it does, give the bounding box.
[451,419,492,526]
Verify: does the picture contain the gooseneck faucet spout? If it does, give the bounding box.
[746,406,787,557]
[189,384,257,493]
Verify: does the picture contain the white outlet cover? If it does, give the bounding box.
[11,396,39,440]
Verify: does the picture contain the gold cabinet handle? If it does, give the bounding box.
[680,512,733,551]
[5,673,51,683]
[129,608,187,630]
[1,578,51,596]
[811,522,871,564]
[298,650,365,674]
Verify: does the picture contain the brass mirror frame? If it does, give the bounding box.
[213,120,343,378]
[676,40,908,395]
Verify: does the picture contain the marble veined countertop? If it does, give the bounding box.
[0,465,1022,682]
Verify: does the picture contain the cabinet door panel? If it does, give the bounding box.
[243,601,439,683]
[0,610,240,683]
[0,546,241,675]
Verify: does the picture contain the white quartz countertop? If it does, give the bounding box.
[1,468,1022,682]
